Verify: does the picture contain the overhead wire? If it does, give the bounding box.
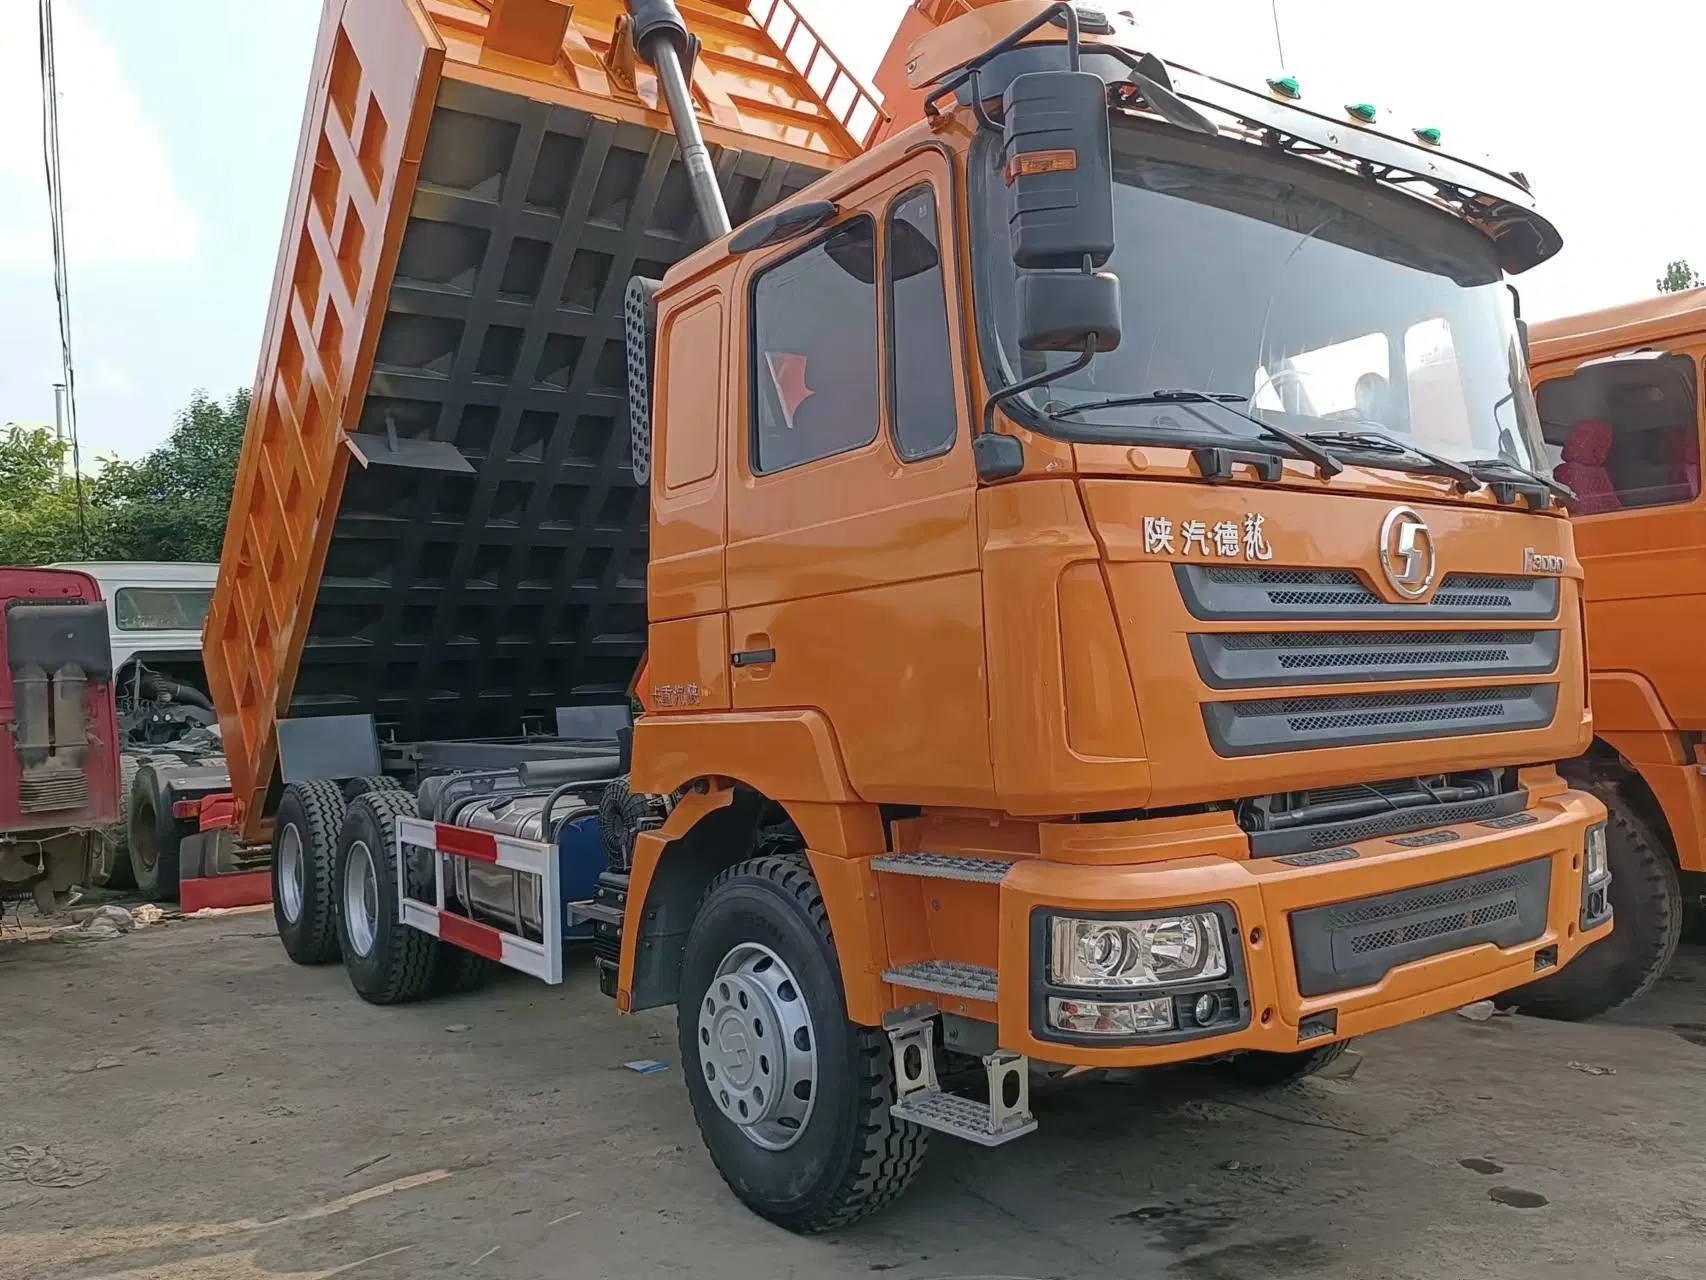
[38,0,90,555]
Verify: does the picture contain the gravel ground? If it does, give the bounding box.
[2,909,1702,1280]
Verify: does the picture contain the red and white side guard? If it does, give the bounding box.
[395,816,563,984]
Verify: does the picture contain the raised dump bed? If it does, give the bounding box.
[206,0,879,835]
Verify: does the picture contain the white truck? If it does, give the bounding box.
[49,561,233,899]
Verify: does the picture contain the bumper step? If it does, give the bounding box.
[887,1015,1035,1147]
[883,960,998,1002]
[871,853,1016,883]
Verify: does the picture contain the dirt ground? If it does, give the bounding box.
[2,910,1703,1280]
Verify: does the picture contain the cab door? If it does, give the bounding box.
[723,152,992,807]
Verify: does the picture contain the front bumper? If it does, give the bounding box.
[994,786,1609,1066]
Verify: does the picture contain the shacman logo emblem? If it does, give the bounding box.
[1379,506,1436,600]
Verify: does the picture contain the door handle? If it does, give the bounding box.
[731,648,776,668]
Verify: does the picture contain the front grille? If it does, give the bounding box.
[1203,685,1558,757]
[1176,565,1560,622]
[1190,629,1560,689]
[1290,858,1552,996]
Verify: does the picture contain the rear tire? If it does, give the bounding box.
[273,781,348,966]
[1501,784,1681,1021]
[338,791,439,1006]
[92,756,142,890]
[1220,1041,1351,1087]
[127,765,182,903]
[678,855,927,1233]
[431,949,500,996]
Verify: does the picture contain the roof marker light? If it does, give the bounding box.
[1266,75,1300,100]
[1414,126,1442,146]
[1346,102,1377,124]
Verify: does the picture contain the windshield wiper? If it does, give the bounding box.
[1461,456,1577,505]
[1303,428,1482,494]
[1051,389,1344,479]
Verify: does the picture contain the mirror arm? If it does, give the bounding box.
[921,2,1081,123]
[981,333,1099,437]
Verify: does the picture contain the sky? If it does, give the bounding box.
[2,0,1704,460]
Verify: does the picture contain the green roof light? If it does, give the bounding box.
[1266,75,1300,100]
[1346,102,1377,124]
[1413,126,1442,146]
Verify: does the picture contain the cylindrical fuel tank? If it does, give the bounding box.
[448,792,600,942]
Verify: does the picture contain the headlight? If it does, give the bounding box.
[1584,822,1610,887]
[1049,913,1228,988]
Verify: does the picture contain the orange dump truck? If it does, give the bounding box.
[210,0,1613,1229]
[1511,290,1706,1018]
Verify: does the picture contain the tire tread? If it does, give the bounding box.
[274,780,347,966]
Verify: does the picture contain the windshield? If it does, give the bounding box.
[977,118,1547,472]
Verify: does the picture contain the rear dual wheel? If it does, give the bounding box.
[334,792,499,1004]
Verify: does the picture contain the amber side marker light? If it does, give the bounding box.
[1005,148,1079,185]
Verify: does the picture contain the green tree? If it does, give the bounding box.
[0,426,94,565]
[1657,259,1702,293]
[94,389,251,563]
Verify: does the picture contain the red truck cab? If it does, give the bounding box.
[0,566,122,911]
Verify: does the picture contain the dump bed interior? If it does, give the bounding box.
[206,0,881,830]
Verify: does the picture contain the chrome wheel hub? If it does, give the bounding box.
[277,823,305,924]
[697,942,818,1151]
[342,839,379,958]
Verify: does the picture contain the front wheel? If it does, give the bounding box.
[1501,785,1681,1021]
[678,856,927,1233]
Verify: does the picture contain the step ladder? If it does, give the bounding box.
[886,1009,1036,1147]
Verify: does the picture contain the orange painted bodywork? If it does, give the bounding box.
[1532,291,1706,873]
[620,10,1606,1064]
[214,0,1609,1069]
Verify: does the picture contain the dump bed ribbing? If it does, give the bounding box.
[206,0,880,833]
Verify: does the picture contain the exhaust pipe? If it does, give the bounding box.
[50,664,88,769]
[626,1,732,239]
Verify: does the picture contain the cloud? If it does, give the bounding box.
[0,0,198,270]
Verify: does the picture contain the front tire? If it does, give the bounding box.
[1502,784,1681,1021]
[273,781,348,966]
[678,856,927,1233]
[337,791,439,1006]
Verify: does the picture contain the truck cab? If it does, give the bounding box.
[1524,289,1706,1017]
[0,567,122,911]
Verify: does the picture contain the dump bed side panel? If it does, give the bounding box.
[206,0,445,831]
[208,1,858,834]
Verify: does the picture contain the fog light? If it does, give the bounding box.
[1192,993,1220,1025]
[1049,913,1229,988]
[1048,996,1174,1035]
[1584,823,1610,887]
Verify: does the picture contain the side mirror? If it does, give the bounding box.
[1002,69,1115,270]
[1017,270,1121,353]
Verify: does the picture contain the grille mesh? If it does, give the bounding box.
[1350,899,1520,954]
[1326,870,1526,930]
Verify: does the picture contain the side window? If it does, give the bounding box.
[1535,352,1701,514]
[751,217,879,475]
[885,186,958,460]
